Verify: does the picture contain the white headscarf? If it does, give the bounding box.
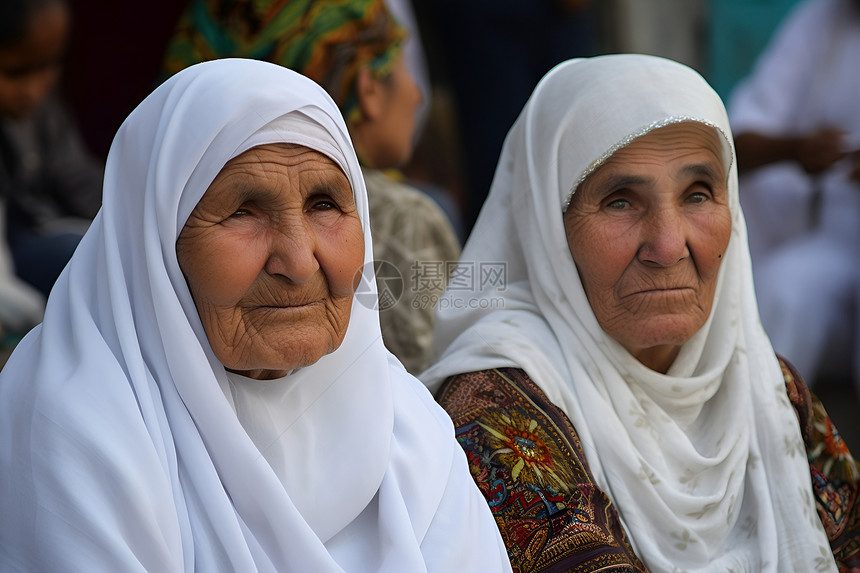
[0,58,511,573]
[421,54,837,572]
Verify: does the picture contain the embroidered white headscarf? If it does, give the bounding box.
[421,54,836,572]
[0,58,511,573]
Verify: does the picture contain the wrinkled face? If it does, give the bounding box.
[0,2,68,119]
[563,122,732,372]
[177,144,364,380]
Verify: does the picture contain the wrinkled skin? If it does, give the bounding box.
[564,122,732,373]
[177,144,364,380]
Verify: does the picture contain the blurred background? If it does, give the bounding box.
[60,0,799,210]
[12,0,860,446]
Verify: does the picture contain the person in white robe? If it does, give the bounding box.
[728,0,860,388]
[0,58,512,573]
[421,54,846,572]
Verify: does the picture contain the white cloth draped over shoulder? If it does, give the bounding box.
[421,54,837,572]
[0,59,511,573]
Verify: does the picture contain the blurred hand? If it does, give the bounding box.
[795,128,847,174]
[849,151,860,182]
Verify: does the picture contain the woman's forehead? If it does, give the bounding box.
[574,130,725,204]
[214,144,349,187]
[191,143,351,211]
[564,120,732,211]
[219,110,355,188]
[604,123,726,168]
[227,143,338,167]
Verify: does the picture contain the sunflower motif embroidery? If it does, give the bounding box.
[477,409,573,493]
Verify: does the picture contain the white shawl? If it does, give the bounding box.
[0,59,510,573]
[421,54,836,572]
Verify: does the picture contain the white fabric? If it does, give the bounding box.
[421,54,836,572]
[728,0,860,382]
[0,58,511,573]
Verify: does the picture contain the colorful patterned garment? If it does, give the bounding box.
[781,359,860,571]
[162,0,405,125]
[437,367,646,572]
[436,363,860,573]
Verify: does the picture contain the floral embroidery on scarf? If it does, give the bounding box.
[437,368,646,573]
[438,363,860,572]
[780,357,860,571]
[476,410,575,494]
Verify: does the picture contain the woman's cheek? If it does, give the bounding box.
[198,233,268,305]
[319,217,365,297]
[693,208,732,275]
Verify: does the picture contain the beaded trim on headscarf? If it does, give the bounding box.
[161,0,406,127]
[561,116,734,212]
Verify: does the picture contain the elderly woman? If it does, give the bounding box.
[161,0,462,375]
[0,59,512,572]
[421,55,860,572]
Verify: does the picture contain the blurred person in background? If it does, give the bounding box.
[728,0,860,391]
[0,0,103,338]
[0,0,102,299]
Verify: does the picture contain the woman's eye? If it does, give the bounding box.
[312,199,338,210]
[686,190,710,204]
[606,198,631,210]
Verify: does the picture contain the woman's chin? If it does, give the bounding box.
[224,336,347,380]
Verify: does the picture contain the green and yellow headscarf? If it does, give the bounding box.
[162,0,406,125]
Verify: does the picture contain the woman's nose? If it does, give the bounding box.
[638,206,690,267]
[264,219,320,283]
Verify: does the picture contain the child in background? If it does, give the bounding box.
[0,0,102,321]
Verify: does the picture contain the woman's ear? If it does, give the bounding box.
[355,67,386,122]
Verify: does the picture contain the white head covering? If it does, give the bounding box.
[0,58,511,573]
[421,54,837,572]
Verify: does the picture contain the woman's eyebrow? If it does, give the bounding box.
[594,173,650,193]
[308,179,352,200]
[680,163,722,181]
[228,179,274,204]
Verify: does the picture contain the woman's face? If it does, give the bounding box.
[177,143,364,380]
[359,52,423,169]
[563,122,732,372]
